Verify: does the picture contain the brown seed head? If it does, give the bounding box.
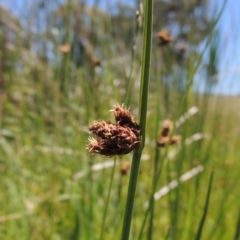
[91,56,101,66]
[157,135,181,148]
[160,120,173,137]
[156,29,173,46]
[87,104,141,157]
[59,44,70,54]
[157,120,181,148]
[113,104,141,140]
[157,136,170,147]
[170,135,181,145]
[113,104,135,126]
[120,161,131,175]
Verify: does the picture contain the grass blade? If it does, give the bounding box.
[195,167,215,240]
[233,208,240,240]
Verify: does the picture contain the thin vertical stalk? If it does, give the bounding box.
[233,208,240,240]
[120,0,153,239]
[87,157,94,240]
[99,157,117,240]
[125,4,141,107]
[195,167,214,240]
[147,75,162,240]
[60,0,72,95]
[147,147,160,240]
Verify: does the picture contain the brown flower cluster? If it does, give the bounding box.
[91,56,101,67]
[87,104,141,157]
[156,29,173,46]
[157,120,181,147]
[59,44,70,54]
[120,161,131,175]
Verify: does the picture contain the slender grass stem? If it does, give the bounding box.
[125,7,140,107]
[120,0,153,239]
[87,157,94,240]
[138,145,169,239]
[99,157,117,240]
[120,150,142,240]
[195,167,214,240]
[233,208,240,240]
[60,0,72,95]
[147,148,160,240]
[147,62,162,240]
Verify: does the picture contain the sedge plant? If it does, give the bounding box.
[120,0,153,239]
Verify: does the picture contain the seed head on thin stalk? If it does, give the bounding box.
[157,119,181,147]
[87,104,141,157]
[160,119,173,137]
[120,161,131,175]
[156,29,173,46]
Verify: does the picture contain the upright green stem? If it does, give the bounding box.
[125,7,141,107]
[234,208,240,240]
[60,0,72,95]
[120,0,153,239]
[195,167,214,240]
[99,157,117,240]
[147,147,160,240]
[138,0,153,145]
[147,68,162,240]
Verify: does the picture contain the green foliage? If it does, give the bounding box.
[0,0,239,240]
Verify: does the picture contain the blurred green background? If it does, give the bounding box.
[0,0,240,239]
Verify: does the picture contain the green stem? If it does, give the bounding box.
[147,147,160,240]
[233,208,240,240]
[120,150,142,240]
[195,167,214,240]
[99,157,117,240]
[120,0,153,239]
[147,67,162,240]
[125,7,140,107]
[138,0,153,146]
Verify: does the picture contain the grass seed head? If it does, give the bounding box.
[157,120,181,147]
[87,104,141,157]
[91,56,101,66]
[160,119,173,137]
[156,29,173,46]
[157,135,181,147]
[120,161,131,175]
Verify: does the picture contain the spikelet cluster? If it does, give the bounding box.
[87,104,141,157]
[156,29,173,46]
[157,120,181,147]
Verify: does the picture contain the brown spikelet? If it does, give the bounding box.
[157,136,170,147]
[120,161,131,175]
[170,135,181,145]
[160,120,173,137]
[87,104,141,157]
[91,56,101,66]
[113,104,140,138]
[59,44,70,54]
[157,135,181,147]
[157,120,181,148]
[156,29,173,46]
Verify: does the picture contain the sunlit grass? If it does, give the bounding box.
[0,0,239,240]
